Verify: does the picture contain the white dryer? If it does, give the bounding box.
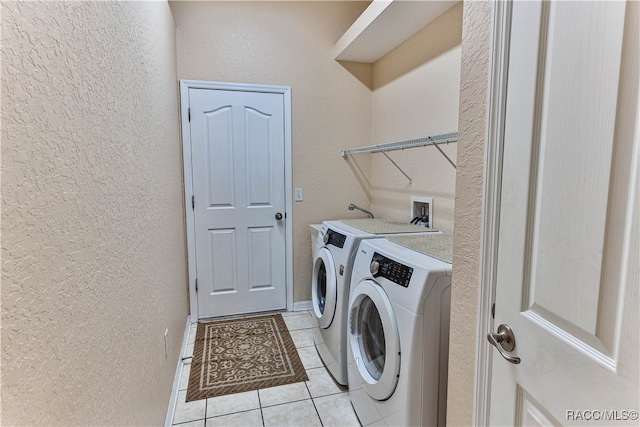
[347,236,452,426]
[311,220,437,385]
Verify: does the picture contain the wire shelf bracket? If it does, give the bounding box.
[341,131,458,184]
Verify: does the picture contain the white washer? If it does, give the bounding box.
[311,220,437,385]
[347,237,452,426]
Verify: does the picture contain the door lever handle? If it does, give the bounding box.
[487,324,521,364]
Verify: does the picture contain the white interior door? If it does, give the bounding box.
[188,87,287,318]
[489,1,639,425]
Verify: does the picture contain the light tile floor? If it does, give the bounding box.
[170,310,361,427]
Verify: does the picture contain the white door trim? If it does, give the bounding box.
[179,80,294,320]
[472,2,511,426]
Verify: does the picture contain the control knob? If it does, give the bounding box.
[370,260,380,275]
[323,232,329,245]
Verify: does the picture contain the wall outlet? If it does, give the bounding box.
[164,329,169,359]
[294,188,303,202]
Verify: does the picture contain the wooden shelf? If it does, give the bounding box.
[334,0,458,63]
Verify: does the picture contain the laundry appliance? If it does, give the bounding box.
[311,219,437,385]
[347,235,452,426]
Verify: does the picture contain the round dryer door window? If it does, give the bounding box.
[312,247,338,329]
[349,280,400,401]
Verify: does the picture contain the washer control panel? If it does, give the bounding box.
[371,252,413,288]
[324,229,346,248]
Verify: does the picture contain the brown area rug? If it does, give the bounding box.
[186,314,308,401]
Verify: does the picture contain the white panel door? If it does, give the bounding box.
[189,88,286,318]
[489,1,639,425]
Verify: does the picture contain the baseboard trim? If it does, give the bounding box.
[293,300,313,311]
[165,315,192,427]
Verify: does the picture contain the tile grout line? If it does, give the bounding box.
[293,312,324,426]
[204,390,333,417]
[179,388,337,426]
[306,380,325,427]
[257,387,266,427]
[204,393,208,425]
[203,406,266,424]
[260,395,315,409]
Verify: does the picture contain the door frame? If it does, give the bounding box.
[472,2,511,425]
[179,80,294,321]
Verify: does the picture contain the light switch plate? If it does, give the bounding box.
[294,188,303,202]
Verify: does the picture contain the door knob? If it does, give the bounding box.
[275,212,283,220]
[487,324,521,364]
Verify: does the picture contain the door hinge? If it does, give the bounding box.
[192,195,195,209]
[195,279,198,292]
[188,107,191,122]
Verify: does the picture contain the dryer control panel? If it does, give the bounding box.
[371,252,413,288]
[324,229,346,248]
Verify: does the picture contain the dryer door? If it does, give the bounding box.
[349,280,400,401]
[312,247,337,328]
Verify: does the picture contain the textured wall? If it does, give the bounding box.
[170,1,372,303]
[369,3,462,233]
[447,1,493,425]
[1,1,187,425]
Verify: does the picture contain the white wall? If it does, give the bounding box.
[170,1,373,303]
[368,3,462,234]
[447,1,494,425]
[1,2,187,424]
